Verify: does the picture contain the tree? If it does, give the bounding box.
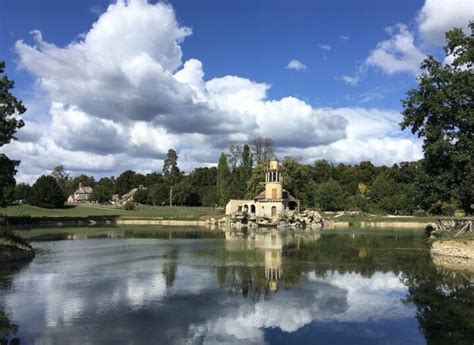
[115,170,137,196]
[90,177,114,204]
[401,23,474,213]
[163,149,181,183]
[133,188,149,205]
[249,137,274,163]
[30,175,65,208]
[245,161,267,198]
[14,183,31,203]
[241,144,252,169]
[217,153,231,206]
[282,156,314,207]
[51,165,69,184]
[227,144,242,170]
[51,165,70,197]
[147,183,170,205]
[0,155,18,207]
[314,179,344,211]
[370,175,396,203]
[312,160,334,184]
[0,61,26,207]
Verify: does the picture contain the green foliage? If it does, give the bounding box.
[370,175,396,202]
[0,154,18,207]
[133,188,148,205]
[115,170,138,196]
[282,156,313,207]
[314,179,344,211]
[123,202,135,210]
[0,61,25,208]
[401,23,474,213]
[217,153,231,206]
[344,194,368,212]
[147,183,170,205]
[30,175,65,208]
[163,149,181,184]
[0,61,26,147]
[90,184,112,204]
[14,183,31,203]
[200,185,219,206]
[245,160,266,199]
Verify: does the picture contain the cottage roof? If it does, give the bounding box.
[75,183,93,194]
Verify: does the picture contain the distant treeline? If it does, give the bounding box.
[7,141,470,215]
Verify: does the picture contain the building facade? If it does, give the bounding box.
[225,159,299,218]
[67,183,93,203]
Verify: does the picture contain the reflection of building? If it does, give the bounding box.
[255,231,283,292]
[223,229,320,296]
[225,160,299,218]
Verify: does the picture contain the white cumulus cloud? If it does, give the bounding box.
[2,0,423,181]
[286,59,307,71]
[365,24,426,75]
[417,0,473,45]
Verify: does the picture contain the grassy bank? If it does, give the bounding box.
[0,204,224,221]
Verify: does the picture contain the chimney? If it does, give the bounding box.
[79,182,82,189]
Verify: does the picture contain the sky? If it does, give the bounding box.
[1,0,472,182]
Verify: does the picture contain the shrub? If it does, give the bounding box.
[30,175,64,208]
[123,202,136,210]
[413,209,427,217]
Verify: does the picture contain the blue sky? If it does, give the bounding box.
[1,0,472,181]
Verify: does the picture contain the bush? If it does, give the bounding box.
[314,179,344,211]
[123,202,136,210]
[30,175,65,208]
[413,209,427,217]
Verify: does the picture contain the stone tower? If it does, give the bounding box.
[265,160,283,200]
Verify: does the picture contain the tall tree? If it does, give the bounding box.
[217,153,231,206]
[163,149,181,184]
[249,137,274,163]
[227,144,242,170]
[30,175,65,208]
[0,61,26,207]
[241,144,252,169]
[51,165,70,198]
[401,23,474,213]
[282,156,314,207]
[163,149,181,205]
[245,161,267,199]
[115,170,137,196]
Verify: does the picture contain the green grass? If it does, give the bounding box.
[432,230,474,242]
[0,204,223,220]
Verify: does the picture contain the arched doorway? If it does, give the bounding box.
[243,204,249,213]
[250,205,256,214]
[271,206,277,218]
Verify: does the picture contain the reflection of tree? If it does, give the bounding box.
[0,261,30,345]
[1,311,19,345]
[401,263,474,345]
[162,247,179,289]
[217,229,474,343]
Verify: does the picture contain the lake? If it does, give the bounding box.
[1,226,473,344]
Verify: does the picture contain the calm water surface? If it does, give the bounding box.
[0,227,473,344]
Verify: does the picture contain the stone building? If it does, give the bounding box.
[225,159,299,218]
[67,182,93,203]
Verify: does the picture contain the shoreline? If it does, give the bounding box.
[1,215,434,229]
[430,240,474,272]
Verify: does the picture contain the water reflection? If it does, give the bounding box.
[0,227,472,344]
